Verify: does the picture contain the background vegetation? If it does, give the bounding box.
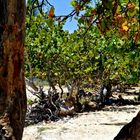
[25,0,140,94]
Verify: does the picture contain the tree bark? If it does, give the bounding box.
[114,111,140,140]
[0,0,27,140]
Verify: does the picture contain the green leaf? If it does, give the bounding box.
[70,0,77,7]
[46,18,53,28]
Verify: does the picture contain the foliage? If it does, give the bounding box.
[25,0,140,92]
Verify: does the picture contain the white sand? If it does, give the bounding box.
[23,105,140,140]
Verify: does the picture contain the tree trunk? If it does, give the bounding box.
[114,111,140,140]
[0,0,27,140]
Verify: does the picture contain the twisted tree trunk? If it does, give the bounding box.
[0,0,27,140]
[114,111,140,140]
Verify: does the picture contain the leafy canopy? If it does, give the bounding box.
[25,0,140,87]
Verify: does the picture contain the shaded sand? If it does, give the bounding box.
[23,105,140,140]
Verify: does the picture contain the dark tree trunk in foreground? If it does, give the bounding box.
[114,111,140,140]
[0,0,27,140]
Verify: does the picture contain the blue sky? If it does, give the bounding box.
[49,0,78,32]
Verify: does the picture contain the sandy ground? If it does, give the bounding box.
[23,104,140,140]
[23,86,140,140]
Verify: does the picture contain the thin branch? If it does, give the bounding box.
[81,17,98,37]
[45,0,54,7]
